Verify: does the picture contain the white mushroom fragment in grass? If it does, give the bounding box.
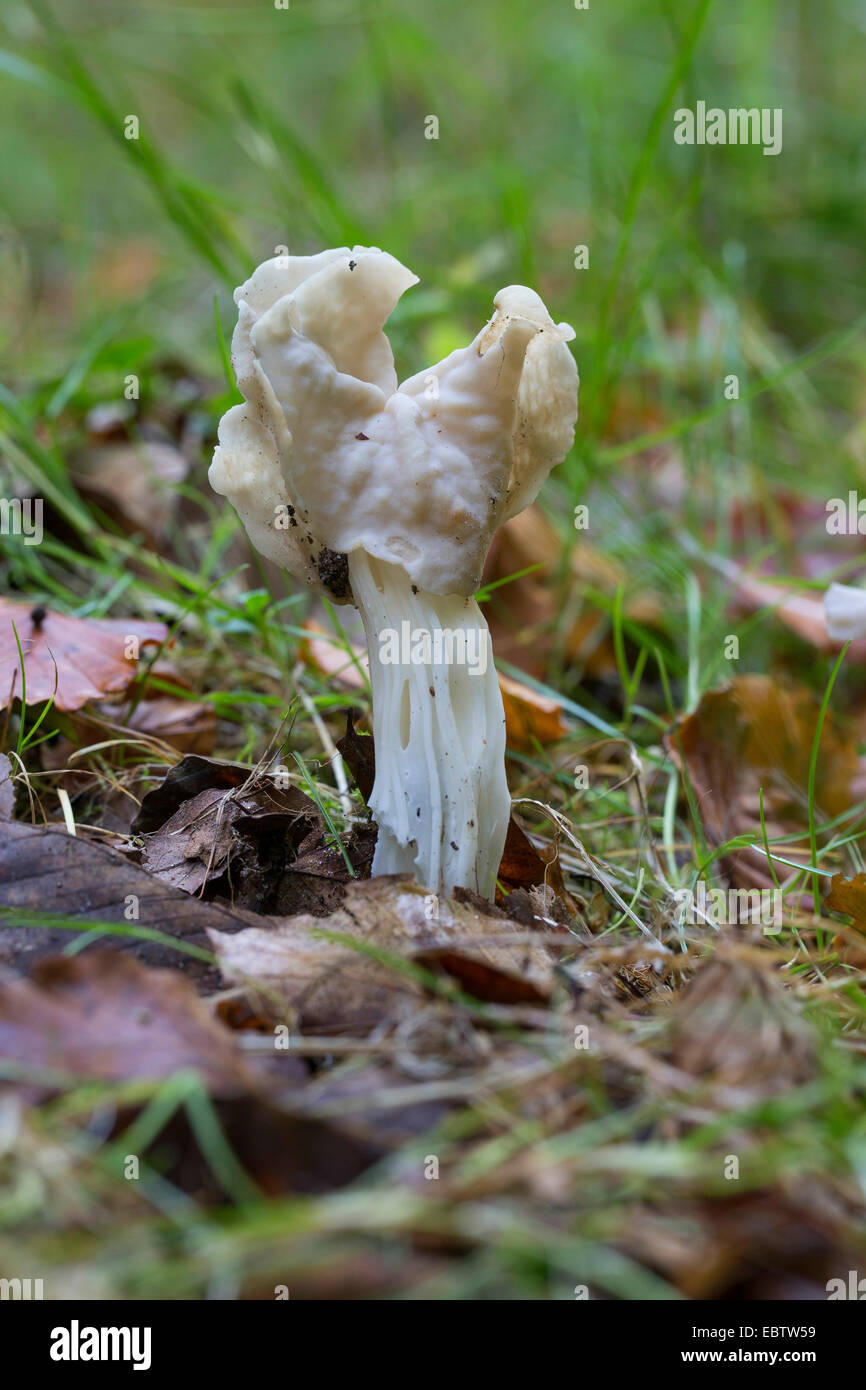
[210,247,578,900]
[825,582,866,642]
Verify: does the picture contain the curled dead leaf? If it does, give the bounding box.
[336,708,375,802]
[496,815,578,924]
[139,778,320,898]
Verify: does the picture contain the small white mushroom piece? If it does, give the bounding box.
[825,582,866,642]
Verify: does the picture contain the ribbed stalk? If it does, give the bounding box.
[348,550,509,900]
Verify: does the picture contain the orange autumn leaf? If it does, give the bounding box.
[301,618,367,688]
[825,873,866,967]
[499,671,567,749]
[0,598,167,713]
[666,675,862,893]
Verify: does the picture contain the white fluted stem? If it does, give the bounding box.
[348,550,510,900]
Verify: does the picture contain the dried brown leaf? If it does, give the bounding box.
[0,821,270,983]
[208,876,556,1034]
[0,599,166,713]
[665,675,862,891]
[0,951,253,1097]
[336,709,375,802]
[825,872,866,966]
[0,950,382,1198]
[668,948,815,1092]
[499,671,567,749]
[72,438,188,545]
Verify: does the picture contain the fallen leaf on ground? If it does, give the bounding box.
[499,672,567,748]
[208,876,556,1034]
[140,777,319,898]
[285,825,377,910]
[130,754,250,834]
[130,752,373,914]
[0,950,381,1197]
[667,947,815,1092]
[825,872,866,966]
[140,785,245,894]
[336,709,375,802]
[665,675,863,891]
[72,437,189,545]
[496,815,578,924]
[0,820,272,983]
[0,951,253,1096]
[497,816,551,893]
[0,599,167,712]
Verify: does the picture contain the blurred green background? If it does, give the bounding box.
[2,0,863,423]
[2,1,866,688]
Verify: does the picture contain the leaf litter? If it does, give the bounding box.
[4,566,866,1296]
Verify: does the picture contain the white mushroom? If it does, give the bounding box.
[825,582,866,642]
[210,246,578,899]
